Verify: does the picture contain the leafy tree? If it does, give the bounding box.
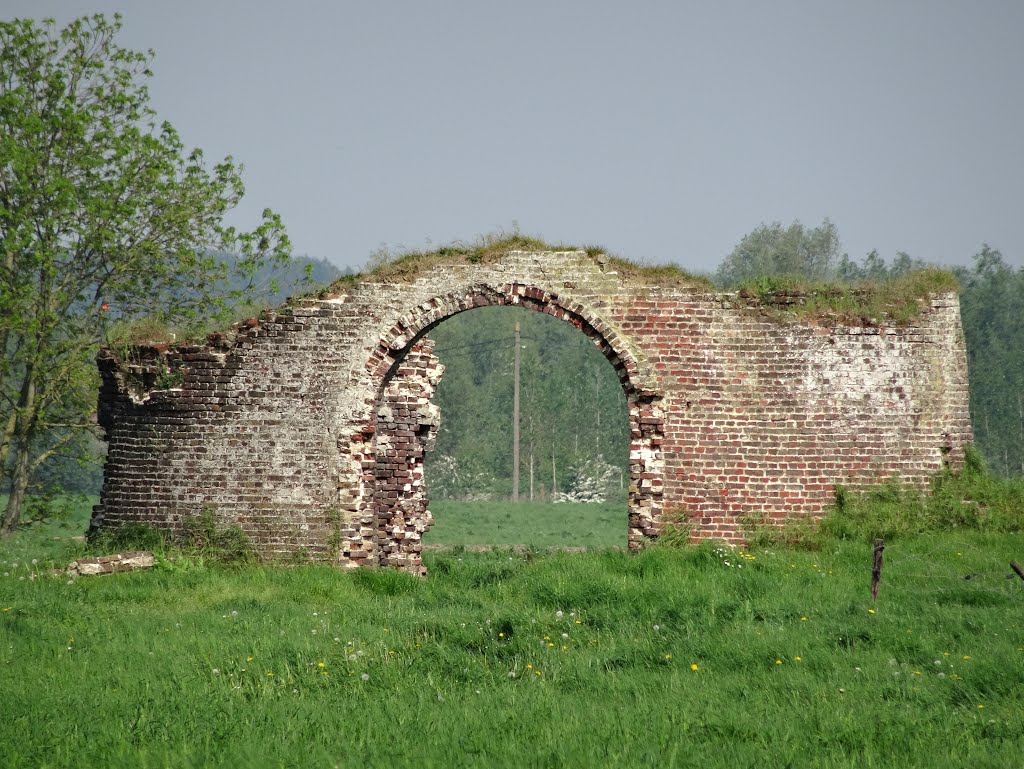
[836,249,928,282]
[954,246,1024,476]
[0,15,292,534]
[715,218,841,287]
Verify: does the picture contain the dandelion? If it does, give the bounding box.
[963,655,972,661]
[1,608,10,613]
[361,673,369,682]
[547,642,555,648]
[318,662,326,668]
[575,619,582,625]
[913,671,922,676]
[690,663,698,671]
[775,659,783,665]
[498,632,505,638]
[801,617,808,622]
[868,609,876,615]
[247,656,254,662]
[526,664,533,670]
[977,704,984,709]
[266,672,274,677]
[794,657,802,662]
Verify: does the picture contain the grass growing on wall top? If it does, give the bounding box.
[735,266,960,326]
[323,231,715,291]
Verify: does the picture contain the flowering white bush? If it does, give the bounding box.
[426,454,498,500]
[553,456,619,504]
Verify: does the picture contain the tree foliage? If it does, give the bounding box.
[0,15,292,533]
[715,218,841,287]
[953,246,1024,476]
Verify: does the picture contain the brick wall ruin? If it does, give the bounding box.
[92,250,973,572]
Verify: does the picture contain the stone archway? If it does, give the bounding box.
[357,283,665,574]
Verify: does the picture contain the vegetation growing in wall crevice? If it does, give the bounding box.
[733,267,960,326]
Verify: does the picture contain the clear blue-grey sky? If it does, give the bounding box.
[7,1,1024,271]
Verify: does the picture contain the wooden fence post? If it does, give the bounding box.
[871,538,885,601]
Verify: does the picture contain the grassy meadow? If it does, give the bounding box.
[2,491,1024,768]
[424,499,625,547]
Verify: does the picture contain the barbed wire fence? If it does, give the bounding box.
[867,535,1024,605]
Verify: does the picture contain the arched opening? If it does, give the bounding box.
[352,284,665,574]
[423,305,630,546]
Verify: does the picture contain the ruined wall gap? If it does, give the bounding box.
[92,250,973,573]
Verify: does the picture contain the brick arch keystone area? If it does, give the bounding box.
[91,249,973,573]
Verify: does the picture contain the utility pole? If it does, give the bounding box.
[512,320,521,502]
[529,414,535,502]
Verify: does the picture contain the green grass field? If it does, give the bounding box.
[2,497,1024,768]
[424,499,626,547]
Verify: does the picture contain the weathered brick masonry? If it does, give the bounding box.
[92,250,973,572]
